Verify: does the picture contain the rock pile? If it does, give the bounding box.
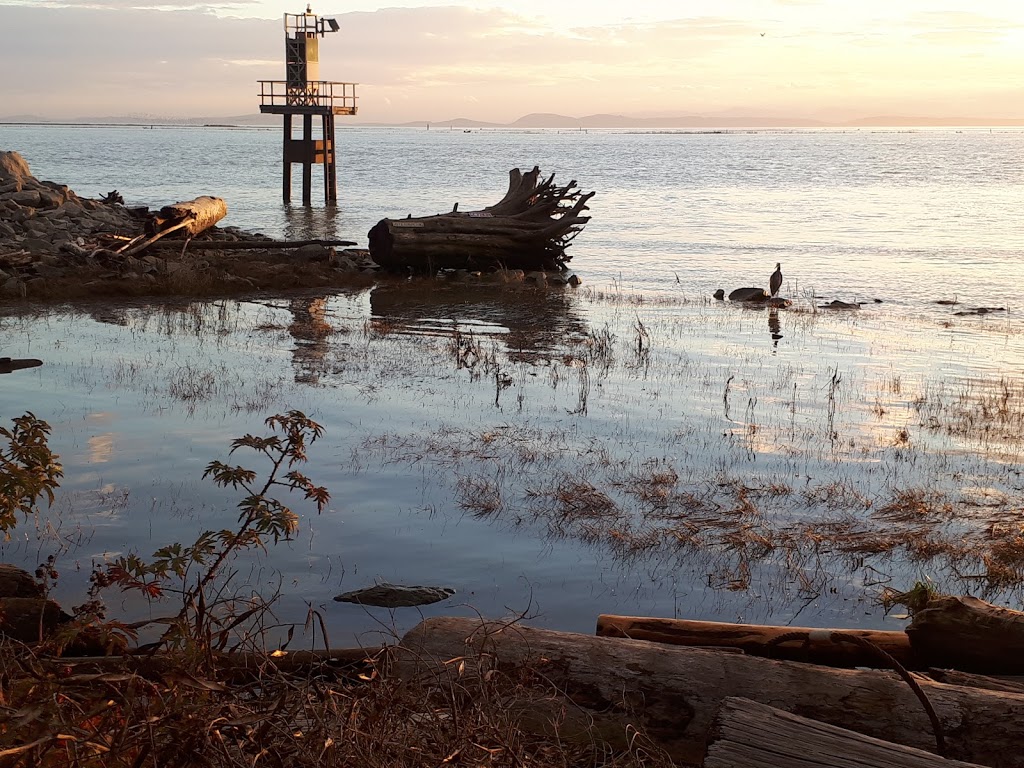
[0,151,376,300]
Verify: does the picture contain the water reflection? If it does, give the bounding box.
[287,296,332,385]
[768,309,783,351]
[281,204,341,241]
[368,279,589,361]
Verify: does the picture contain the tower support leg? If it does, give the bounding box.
[282,113,292,204]
[301,114,313,206]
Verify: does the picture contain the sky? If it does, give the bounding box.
[1,0,1023,122]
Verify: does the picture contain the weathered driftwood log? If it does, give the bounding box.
[367,167,594,273]
[0,597,70,643]
[0,565,43,598]
[122,196,228,257]
[398,616,1024,767]
[153,238,357,251]
[927,669,1024,695]
[908,595,1024,673]
[704,697,984,768]
[146,196,227,238]
[596,614,917,668]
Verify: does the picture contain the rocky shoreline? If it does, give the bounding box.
[0,151,380,301]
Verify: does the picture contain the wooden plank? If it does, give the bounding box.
[704,697,984,768]
[597,614,917,669]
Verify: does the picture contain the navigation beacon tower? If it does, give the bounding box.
[258,6,358,205]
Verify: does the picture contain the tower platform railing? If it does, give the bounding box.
[258,81,358,115]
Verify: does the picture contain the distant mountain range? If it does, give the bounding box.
[4,112,1024,129]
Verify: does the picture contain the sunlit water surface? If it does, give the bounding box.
[1,125,1024,644]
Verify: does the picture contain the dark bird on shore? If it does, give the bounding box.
[769,263,783,297]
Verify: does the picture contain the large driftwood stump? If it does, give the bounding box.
[368,167,593,273]
[704,697,984,768]
[597,614,917,668]
[908,595,1024,673]
[398,616,1024,767]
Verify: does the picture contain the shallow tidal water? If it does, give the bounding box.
[2,125,1024,645]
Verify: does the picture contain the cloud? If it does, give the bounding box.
[1,3,1023,122]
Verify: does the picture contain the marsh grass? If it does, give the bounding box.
[10,283,1024,630]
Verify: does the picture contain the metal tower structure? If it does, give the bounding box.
[258,7,358,205]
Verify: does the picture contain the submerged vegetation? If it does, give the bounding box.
[2,281,1024,639]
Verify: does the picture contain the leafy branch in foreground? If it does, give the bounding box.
[93,410,331,651]
[0,412,63,535]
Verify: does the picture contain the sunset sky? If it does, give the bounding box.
[1,0,1022,122]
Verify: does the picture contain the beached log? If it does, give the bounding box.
[367,167,593,273]
[927,669,1024,695]
[146,197,227,238]
[0,565,43,598]
[908,595,1024,673]
[398,616,1024,767]
[122,196,228,257]
[153,238,357,251]
[0,597,70,643]
[596,614,917,668]
[704,697,984,768]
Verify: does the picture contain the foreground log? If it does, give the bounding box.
[398,616,1024,767]
[0,565,43,598]
[927,669,1024,695]
[908,595,1024,673]
[0,597,70,643]
[704,697,984,768]
[368,167,593,273]
[597,614,917,668]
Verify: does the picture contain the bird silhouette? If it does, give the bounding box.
[769,263,783,297]
[760,32,766,37]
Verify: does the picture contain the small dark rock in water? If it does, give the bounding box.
[954,307,1006,316]
[0,357,43,374]
[334,583,456,608]
[713,289,725,300]
[873,298,883,303]
[818,300,861,310]
[728,287,769,302]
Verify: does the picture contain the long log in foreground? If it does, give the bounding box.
[398,616,1024,767]
[704,697,984,768]
[597,614,916,668]
[368,167,593,273]
[909,595,1024,673]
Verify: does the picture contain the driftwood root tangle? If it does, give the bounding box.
[368,166,593,273]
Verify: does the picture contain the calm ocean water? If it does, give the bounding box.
[3,124,1024,307]
[2,124,1024,643]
